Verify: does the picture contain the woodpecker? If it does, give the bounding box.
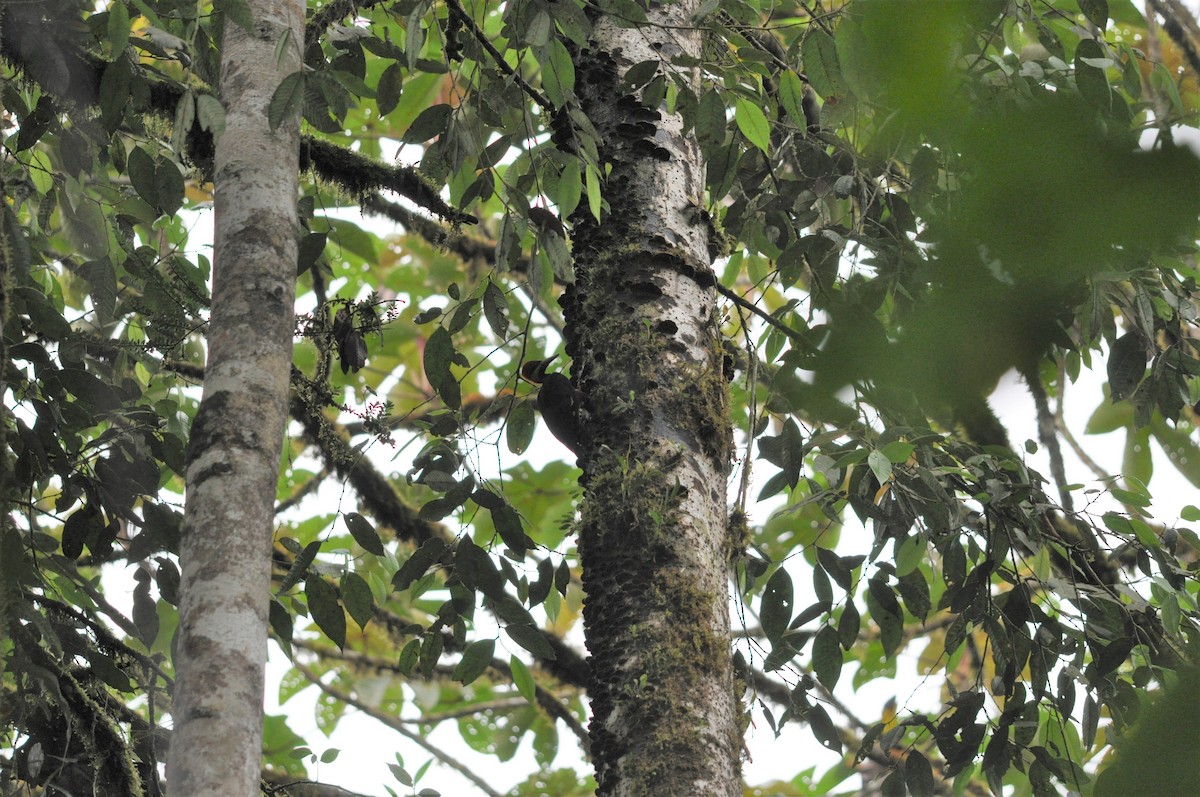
[519,355,585,460]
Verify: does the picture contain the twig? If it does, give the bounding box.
[294,662,504,797]
[715,282,808,345]
[444,0,554,111]
[1021,361,1073,513]
[1053,363,1109,482]
[275,464,331,514]
[292,638,591,755]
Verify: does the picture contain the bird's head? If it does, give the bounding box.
[519,354,559,384]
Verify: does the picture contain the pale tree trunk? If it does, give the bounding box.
[567,3,741,794]
[167,2,303,794]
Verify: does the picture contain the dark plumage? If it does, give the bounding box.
[520,355,585,459]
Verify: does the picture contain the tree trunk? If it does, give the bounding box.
[567,3,741,794]
[167,3,303,795]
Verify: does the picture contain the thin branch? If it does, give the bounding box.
[444,0,554,111]
[286,393,593,687]
[292,638,592,755]
[1021,361,1073,513]
[275,463,331,514]
[1054,382,1110,483]
[360,192,566,334]
[295,663,504,797]
[305,0,386,50]
[715,282,807,345]
[28,593,175,687]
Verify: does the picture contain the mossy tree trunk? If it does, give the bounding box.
[566,3,741,794]
[167,2,304,795]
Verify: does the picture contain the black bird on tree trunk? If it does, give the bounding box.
[520,355,586,462]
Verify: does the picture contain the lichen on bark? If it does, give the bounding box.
[564,2,741,793]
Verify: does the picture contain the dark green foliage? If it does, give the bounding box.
[5,0,1200,795]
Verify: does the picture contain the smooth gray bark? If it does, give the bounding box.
[167,3,303,795]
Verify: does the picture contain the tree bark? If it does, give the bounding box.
[567,3,741,794]
[167,3,303,795]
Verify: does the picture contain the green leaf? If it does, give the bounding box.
[419,629,444,676]
[812,626,842,689]
[1079,0,1109,30]
[557,158,582,219]
[127,146,160,210]
[1082,694,1099,750]
[306,576,347,650]
[1095,666,1200,797]
[586,162,602,221]
[455,537,504,598]
[777,71,807,128]
[809,704,842,752]
[377,63,403,116]
[344,512,385,555]
[881,441,916,463]
[491,594,535,626]
[1109,486,1150,508]
[837,599,860,649]
[423,326,461,409]
[802,29,846,99]
[905,750,935,797]
[214,0,256,34]
[816,547,856,591]
[397,639,420,675]
[507,399,537,455]
[760,567,794,643]
[696,89,726,152]
[505,624,556,660]
[526,10,552,47]
[341,571,374,630]
[1086,394,1132,433]
[510,655,537,703]
[896,570,931,622]
[107,0,131,53]
[99,56,132,131]
[734,97,770,155]
[543,39,576,108]
[482,279,510,340]
[491,504,529,554]
[1151,417,1200,487]
[868,449,893,485]
[196,93,226,139]
[392,538,448,592]
[404,103,453,143]
[452,638,496,684]
[269,71,306,132]
[894,534,924,577]
[279,540,322,594]
[528,556,554,607]
[595,0,647,25]
[324,217,378,262]
[1108,332,1146,402]
[622,59,660,91]
[269,599,293,650]
[552,0,591,45]
[866,578,903,657]
[1074,38,1112,111]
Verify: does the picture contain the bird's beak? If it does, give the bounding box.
[520,353,559,383]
